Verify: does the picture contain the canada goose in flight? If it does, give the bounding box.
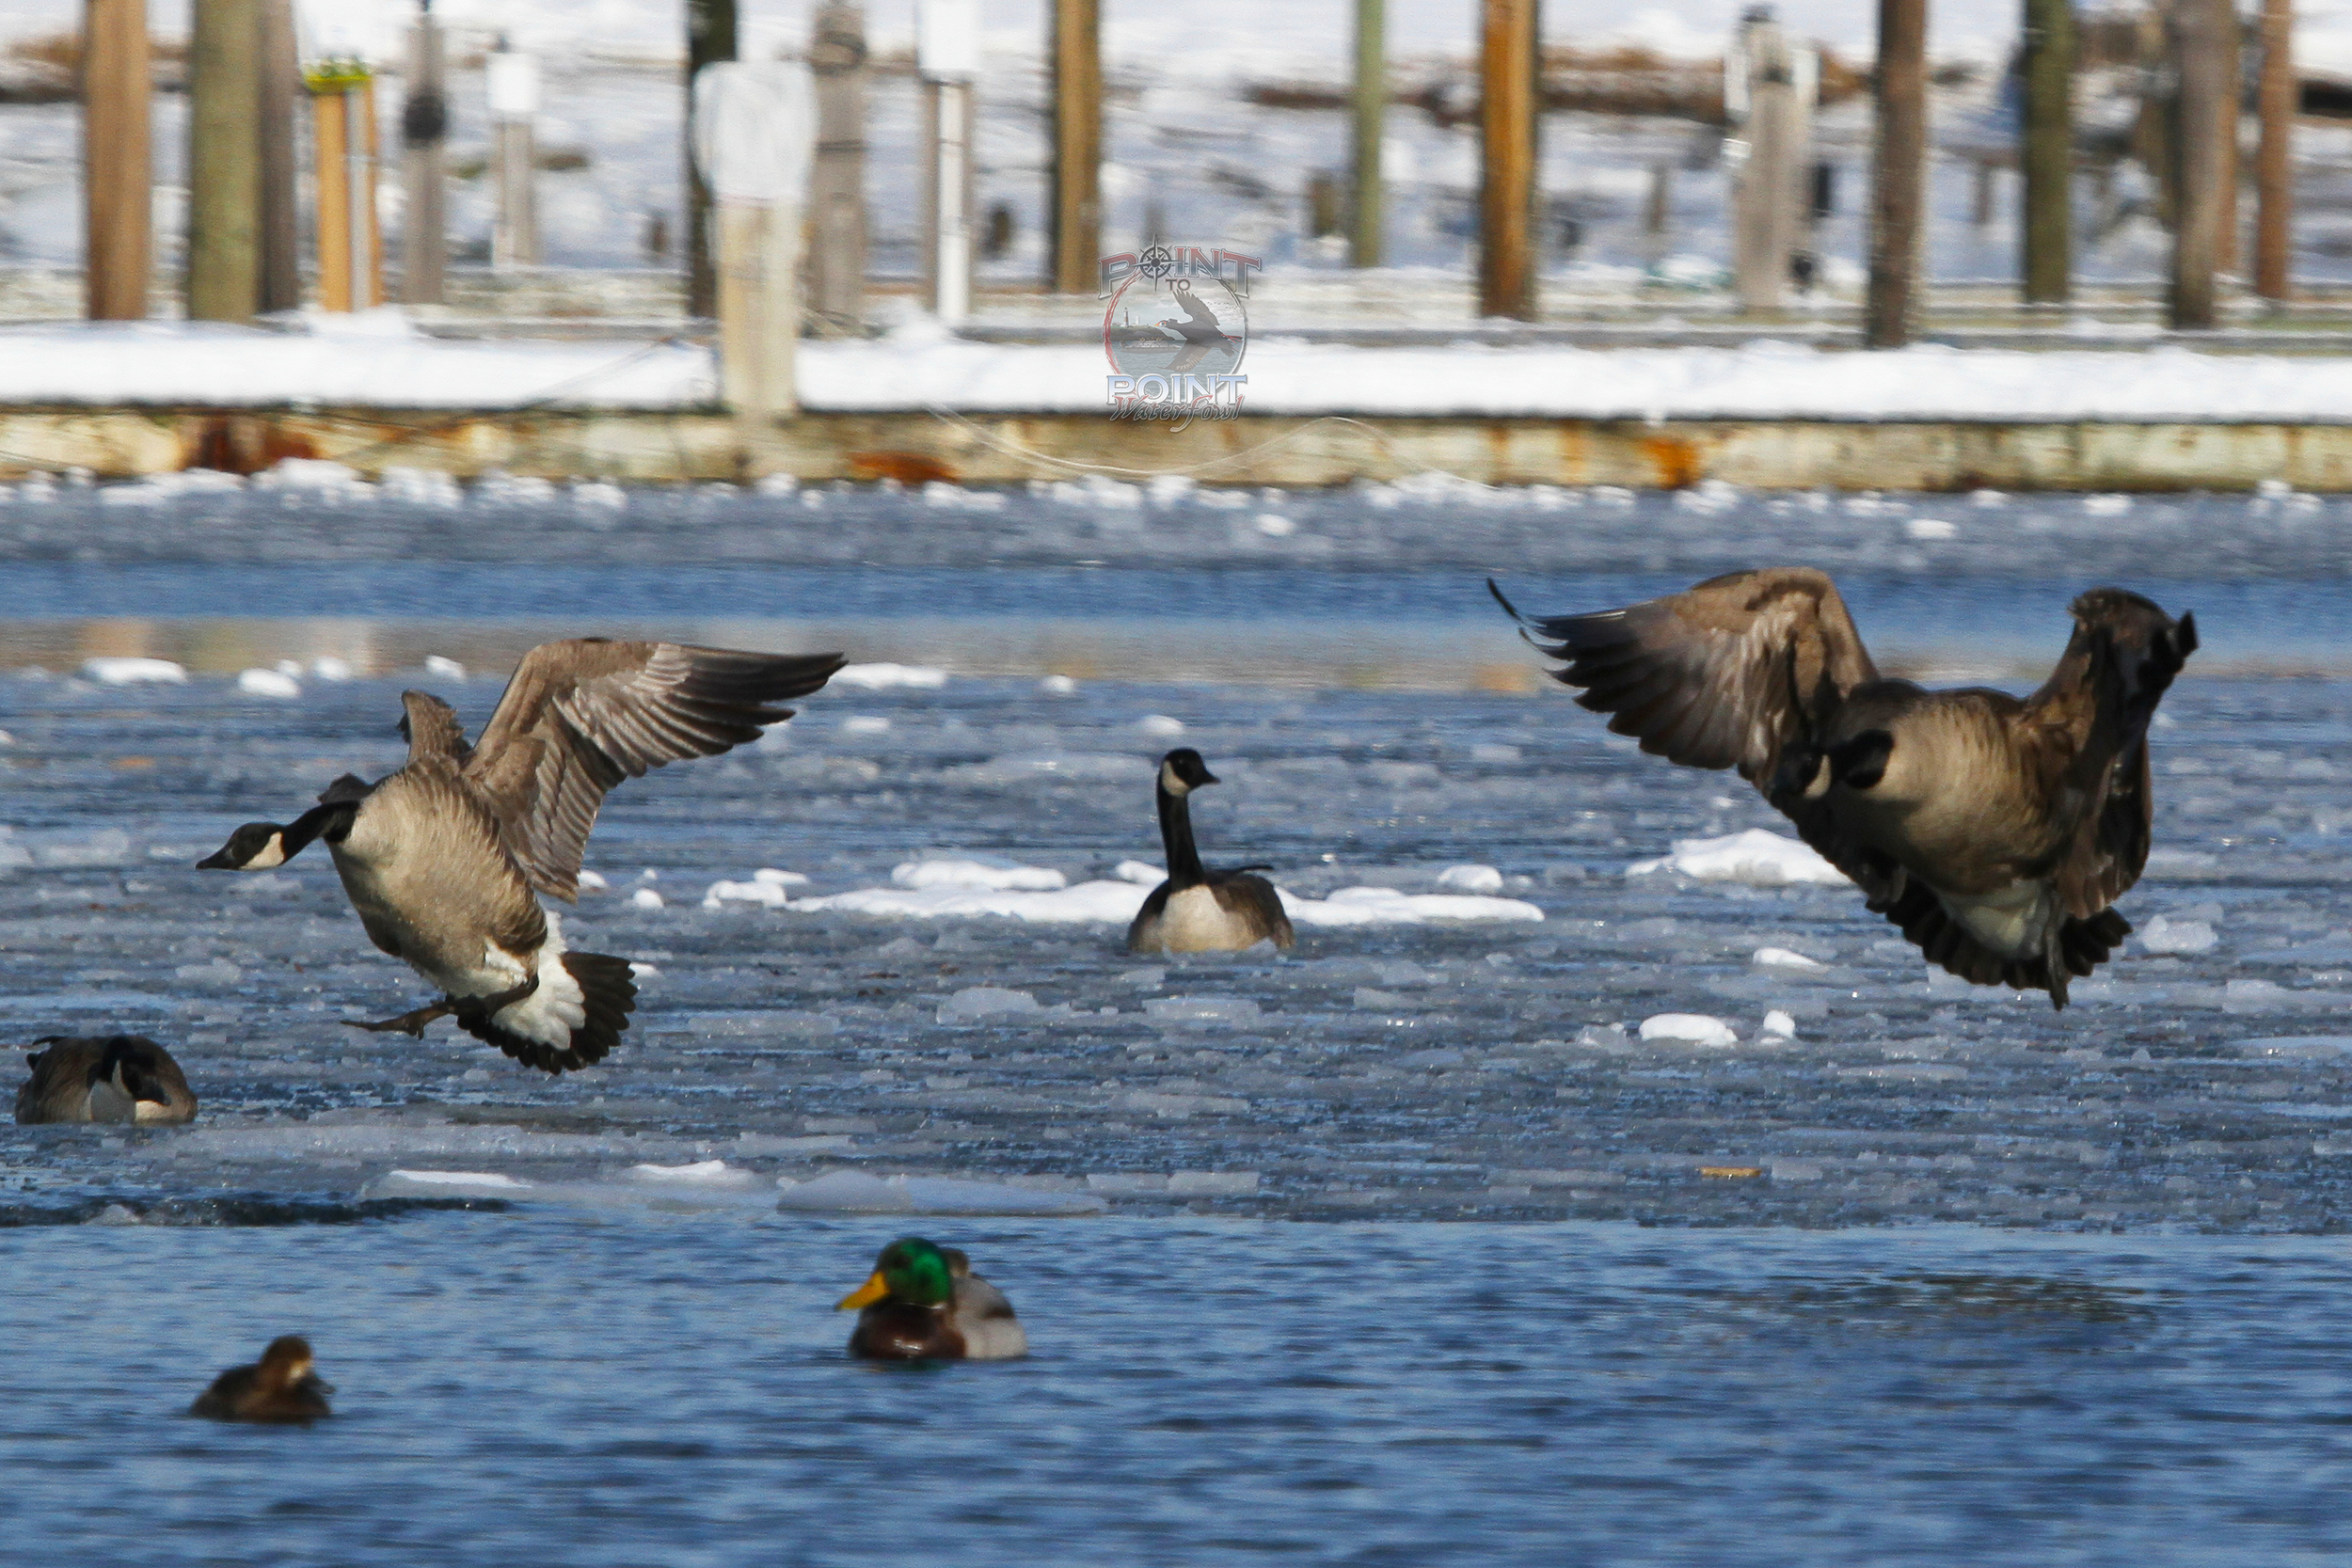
[1492,570,2196,1006]
[14,1035,197,1125]
[1126,749,1295,955]
[837,1236,1029,1360]
[199,639,844,1072]
[190,1335,333,1423]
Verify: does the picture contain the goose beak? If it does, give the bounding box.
[196,847,239,870]
[836,1271,891,1311]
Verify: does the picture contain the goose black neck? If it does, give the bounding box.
[1157,783,1208,888]
[281,800,359,859]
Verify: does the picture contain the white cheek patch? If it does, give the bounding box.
[244,835,290,869]
[1158,761,1190,796]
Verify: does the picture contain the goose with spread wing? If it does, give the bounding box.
[199,640,845,1072]
[1492,571,2196,1006]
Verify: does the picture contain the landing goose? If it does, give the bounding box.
[1125,748,1295,955]
[199,639,844,1072]
[1492,570,2196,1006]
[15,1035,197,1125]
[190,1335,333,1423]
[837,1237,1029,1361]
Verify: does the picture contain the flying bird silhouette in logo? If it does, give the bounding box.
[1155,282,1235,372]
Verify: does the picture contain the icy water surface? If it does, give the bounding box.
[8,1214,2352,1566]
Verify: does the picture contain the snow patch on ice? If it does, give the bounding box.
[81,657,185,685]
[893,855,1067,891]
[1113,859,1166,884]
[1753,946,1825,970]
[1281,886,1544,926]
[1142,996,1262,1023]
[627,1159,759,1185]
[774,1168,1105,1216]
[235,667,302,698]
[1137,714,1187,736]
[1629,829,1849,887]
[832,662,947,689]
[1437,863,1504,891]
[1640,1012,1740,1046]
[2140,914,2219,955]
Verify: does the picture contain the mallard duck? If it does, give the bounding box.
[1126,749,1295,954]
[199,638,844,1072]
[836,1236,1028,1360]
[190,1335,333,1423]
[15,1035,197,1124]
[1493,571,2196,1006]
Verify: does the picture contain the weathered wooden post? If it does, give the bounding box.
[2018,0,2072,302]
[807,2,868,336]
[2168,0,2232,328]
[402,0,449,306]
[1865,0,1927,347]
[308,58,383,312]
[687,0,739,318]
[257,0,300,313]
[1050,0,1102,292]
[488,44,541,269]
[919,0,980,325]
[1351,0,1386,267]
[82,0,151,321]
[1477,0,1539,319]
[1729,8,1813,313]
[693,60,817,444]
[186,0,262,322]
[2254,0,2295,301]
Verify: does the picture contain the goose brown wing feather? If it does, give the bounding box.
[399,690,472,766]
[463,640,847,899]
[1496,568,1879,788]
[2021,590,2196,918]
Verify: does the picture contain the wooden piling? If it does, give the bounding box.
[1732,13,1810,315]
[1477,0,1538,320]
[256,0,300,314]
[2255,0,2295,301]
[2169,0,2232,329]
[81,0,151,322]
[185,0,262,323]
[686,0,739,318]
[1049,0,1102,293]
[402,7,450,307]
[310,66,382,312]
[808,2,869,336]
[2019,0,2073,303]
[1865,0,1927,347]
[1351,0,1385,267]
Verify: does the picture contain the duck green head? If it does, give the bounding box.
[837,1236,955,1311]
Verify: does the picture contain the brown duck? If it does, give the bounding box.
[190,1335,333,1423]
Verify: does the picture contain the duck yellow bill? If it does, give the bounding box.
[836,1271,890,1310]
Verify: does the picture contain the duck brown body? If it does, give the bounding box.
[841,1240,1029,1361]
[190,1336,332,1423]
[15,1036,197,1125]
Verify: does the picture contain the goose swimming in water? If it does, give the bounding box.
[190,1335,333,1423]
[14,1034,197,1125]
[1493,570,2196,1006]
[199,639,844,1072]
[837,1236,1029,1361]
[1125,748,1295,955]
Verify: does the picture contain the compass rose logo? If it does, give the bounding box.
[1098,244,1261,422]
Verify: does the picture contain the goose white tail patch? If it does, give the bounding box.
[485,913,588,1051]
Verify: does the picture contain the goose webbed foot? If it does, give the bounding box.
[342,976,541,1038]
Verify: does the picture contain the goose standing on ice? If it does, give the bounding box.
[1126,748,1295,954]
[199,640,844,1072]
[15,1035,197,1125]
[1492,570,2195,1006]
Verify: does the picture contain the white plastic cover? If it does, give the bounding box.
[691,61,818,205]
[916,0,983,82]
[485,52,540,119]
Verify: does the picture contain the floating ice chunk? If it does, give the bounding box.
[173,958,242,984]
[629,887,665,910]
[1470,743,1521,764]
[235,667,301,698]
[311,657,355,681]
[2083,493,2133,515]
[1753,946,1824,970]
[1039,673,1078,695]
[1086,1173,1168,1194]
[1628,829,1849,887]
[832,662,947,689]
[939,986,1042,1022]
[372,1169,533,1193]
[1761,1009,1799,1038]
[81,657,185,685]
[577,869,608,890]
[1640,1013,1740,1046]
[841,715,892,735]
[1769,1160,1822,1181]
[2240,1036,2352,1058]
[792,879,1149,923]
[1280,886,1544,926]
[893,856,1066,891]
[628,1159,758,1185]
[424,654,467,679]
[704,878,789,909]
[774,1168,1104,1216]
[1114,860,1165,884]
[1143,996,1262,1023]
[2140,914,2218,955]
[1254,512,1295,537]
[257,457,364,490]
[1137,714,1186,736]
[0,730,13,745]
[755,472,800,495]
[1904,517,1957,541]
[1438,864,1504,892]
[1168,1170,1260,1196]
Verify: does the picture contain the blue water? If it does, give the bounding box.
[8,1213,2352,1565]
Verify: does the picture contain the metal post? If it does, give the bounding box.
[808,2,868,336]
[2169,0,2231,328]
[919,0,980,325]
[1350,0,1385,266]
[1049,0,1101,293]
[687,0,739,317]
[186,0,262,322]
[2019,0,2073,302]
[1477,0,1539,319]
[402,2,449,306]
[257,0,300,313]
[2255,0,2295,300]
[489,46,541,269]
[1865,0,1927,347]
[82,0,151,321]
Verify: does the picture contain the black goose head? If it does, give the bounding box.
[1830,730,1895,792]
[199,822,289,871]
[93,1036,174,1107]
[1157,749,1218,797]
